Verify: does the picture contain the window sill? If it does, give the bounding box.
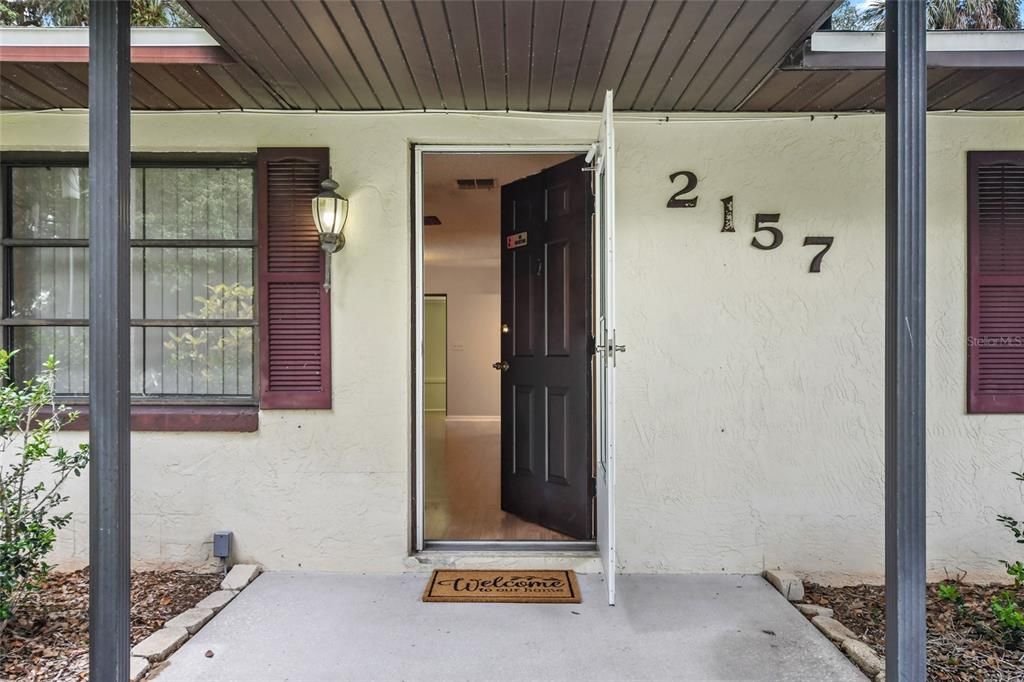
[51,405,259,432]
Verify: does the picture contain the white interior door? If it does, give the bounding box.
[594,90,619,606]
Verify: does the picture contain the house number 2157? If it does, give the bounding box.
[666,171,835,274]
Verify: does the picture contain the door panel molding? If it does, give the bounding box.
[545,385,570,485]
[545,238,572,357]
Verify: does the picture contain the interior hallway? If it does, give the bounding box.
[424,414,573,541]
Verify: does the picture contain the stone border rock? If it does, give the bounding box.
[129,564,261,681]
[763,570,885,681]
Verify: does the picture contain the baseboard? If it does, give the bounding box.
[445,415,500,422]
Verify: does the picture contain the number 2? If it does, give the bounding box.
[803,236,834,273]
[666,171,698,208]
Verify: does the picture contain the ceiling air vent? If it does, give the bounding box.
[456,178,495,190]
[424,216,442,226]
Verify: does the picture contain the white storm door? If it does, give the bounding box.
[594,90,618,606]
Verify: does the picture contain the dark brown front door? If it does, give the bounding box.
[499,155,593,540]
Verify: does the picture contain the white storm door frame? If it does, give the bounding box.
[594,91,618,606]
[413,143,594,552]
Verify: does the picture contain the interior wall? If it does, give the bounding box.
[423,295,447,413]
[424,265,498,417]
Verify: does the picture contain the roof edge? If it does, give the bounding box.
[0,26,218,47]
[0,27,231,64]
[787,30,1024,69]
[812,29,1024,53]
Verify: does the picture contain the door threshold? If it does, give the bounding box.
[423,540,597,553]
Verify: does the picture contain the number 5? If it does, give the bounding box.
[803,236,834,273]
[751,213,783,250]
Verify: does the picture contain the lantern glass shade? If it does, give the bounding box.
[312,180,348,236]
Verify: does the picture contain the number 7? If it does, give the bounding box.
[803,236,834,273]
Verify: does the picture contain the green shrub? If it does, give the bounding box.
[996,475,1024,588]
[992,591,1024,638]
[991,471,1024,644]
[1002,560,1024,589]
[938,583,963,604]
[0,351,88,637]
[997,473,1024,549]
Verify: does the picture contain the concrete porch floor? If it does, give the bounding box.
[151,572,866,682]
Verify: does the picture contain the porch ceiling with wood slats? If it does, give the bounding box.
[2,0,1023,112]
[743,67,1024,112]
[178,0,842,112]
[0,61,283,110]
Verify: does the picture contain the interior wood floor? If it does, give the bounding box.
[424,414,573,541]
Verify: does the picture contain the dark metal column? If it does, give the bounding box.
[884,1,927,680]
[88,1,132,680]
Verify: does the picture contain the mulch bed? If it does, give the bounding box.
[804,582,1024,681]
[1,568,221,682]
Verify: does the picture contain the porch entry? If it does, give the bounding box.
[413,93,619,605]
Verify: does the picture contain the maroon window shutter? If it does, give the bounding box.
[257,148,332,409]
[968,151,1024,413]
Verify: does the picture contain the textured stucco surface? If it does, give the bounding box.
[1,109,1022,582]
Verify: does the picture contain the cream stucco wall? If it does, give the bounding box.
[1,109,1022,582]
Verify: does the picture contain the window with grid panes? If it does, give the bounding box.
[1,160,256,403]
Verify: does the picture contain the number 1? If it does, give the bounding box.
[720,196,734,232]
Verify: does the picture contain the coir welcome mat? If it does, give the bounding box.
[422,569,581,603]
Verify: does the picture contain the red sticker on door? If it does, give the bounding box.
[506,232,528,250]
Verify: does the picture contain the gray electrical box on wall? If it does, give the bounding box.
[213,531,232,559]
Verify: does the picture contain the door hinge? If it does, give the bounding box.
[589,476,597,497]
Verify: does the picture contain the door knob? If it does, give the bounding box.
[492,361,509,372]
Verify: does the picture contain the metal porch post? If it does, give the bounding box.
[884,1,927,680]
[88,1,132,680]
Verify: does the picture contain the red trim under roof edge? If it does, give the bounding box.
[0,45,233,64]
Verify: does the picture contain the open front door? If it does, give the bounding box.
[594,90,619,605]
[499,156,593,540]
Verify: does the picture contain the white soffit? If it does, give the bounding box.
[0,26,218,47]
[810,30,1024,53]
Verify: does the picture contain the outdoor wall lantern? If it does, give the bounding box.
[312,177,349,291]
